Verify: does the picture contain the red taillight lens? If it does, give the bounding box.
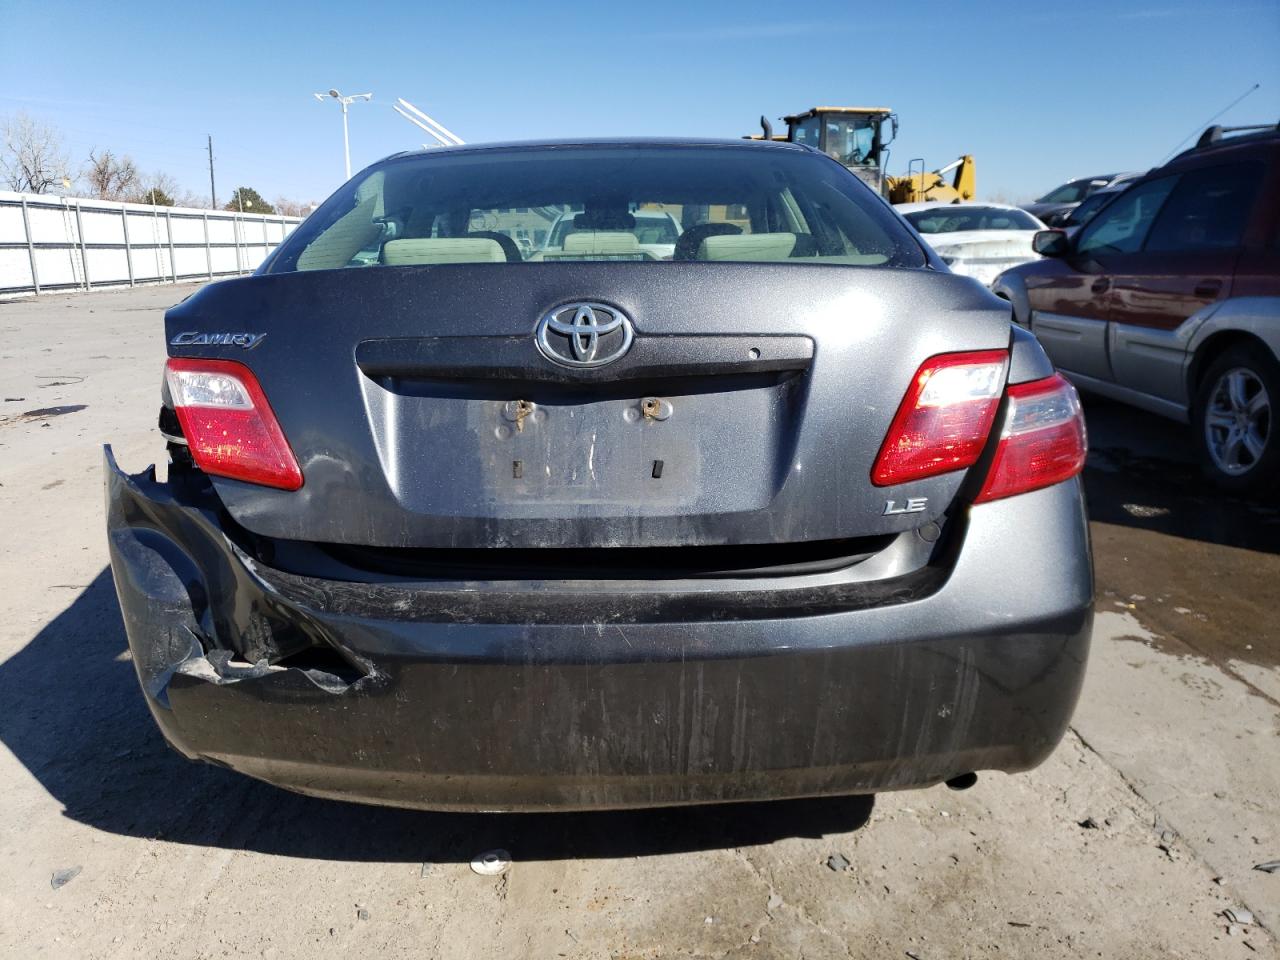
[871,350,1009,486]
[165,358,303,491]
[976,373,1087,503]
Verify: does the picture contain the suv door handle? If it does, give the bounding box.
[1091,278,1110,294]
[1194,279,1223,298]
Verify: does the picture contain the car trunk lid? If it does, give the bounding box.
[165,262,1012,549]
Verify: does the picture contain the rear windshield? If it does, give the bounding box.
[266,145,925,272]
[904,207,1041,234]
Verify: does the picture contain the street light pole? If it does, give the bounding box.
[340,99,351,179]
[313,89,372,181]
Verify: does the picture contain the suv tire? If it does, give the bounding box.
[1191,342,1279,496]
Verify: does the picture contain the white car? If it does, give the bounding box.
[898,202,1046,286]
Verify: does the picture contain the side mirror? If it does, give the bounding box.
[1032,229,1070,258]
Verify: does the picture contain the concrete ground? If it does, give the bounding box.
[1,284,1276,959]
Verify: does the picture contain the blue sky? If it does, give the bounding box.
[2,0,1278,205]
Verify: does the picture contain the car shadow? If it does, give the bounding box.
[1080,395,1280,555]
[1,568,874,863]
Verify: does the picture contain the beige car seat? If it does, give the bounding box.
[381,238,507,265]
[698,232,798,261]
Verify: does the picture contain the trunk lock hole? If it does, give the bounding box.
[641,397,673,421]
[503,399,536,432]
[748,347,760,360]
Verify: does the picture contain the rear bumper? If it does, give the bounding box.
[105,448,1093,811]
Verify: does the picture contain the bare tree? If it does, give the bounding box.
[173,190,209,210]
[273,197,315,218]
[84,150,140,201]
[130,171,182,206]
[0,111,70,194]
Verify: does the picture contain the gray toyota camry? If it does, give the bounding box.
[105,139,1093,811]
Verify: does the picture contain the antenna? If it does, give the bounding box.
[1159,82,1261,163]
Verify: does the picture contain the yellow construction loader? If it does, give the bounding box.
[885,156,976,204]
[751,106,975,204]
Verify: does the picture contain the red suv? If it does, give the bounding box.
[993,124,1280,493]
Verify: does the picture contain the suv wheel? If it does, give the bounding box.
[1192,343,1278,495]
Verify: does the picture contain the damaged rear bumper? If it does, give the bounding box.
[104,447,1093,811]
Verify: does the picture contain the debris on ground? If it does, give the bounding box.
[1223,907,1255,926]
[1078,816,1100,830]
[1253,860,1280,874]
[470,849,512,876]
[356,906,369,921]
[1121,503,1170,519]
[766,892,783,912]
[419,862,431,878]
[826,853,850,872]
[50,866,81,890]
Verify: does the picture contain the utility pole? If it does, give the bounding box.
[207,135,217,210]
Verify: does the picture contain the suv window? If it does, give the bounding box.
[1077,175,1178,255]
[1037,178,1104,204]
[1144,162,1264,252]
[1065,189,1120,227]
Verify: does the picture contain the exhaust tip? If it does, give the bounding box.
[945,772,978,791]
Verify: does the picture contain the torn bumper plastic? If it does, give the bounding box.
[104,446,1093,811]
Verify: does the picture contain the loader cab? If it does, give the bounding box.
[783,107,898,194]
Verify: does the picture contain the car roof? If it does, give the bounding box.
[1099,127,1277,199]
[895,201,1030,214]
[1055,172,1136,185]
[380,137,809,164]
[1166,126,1279,166]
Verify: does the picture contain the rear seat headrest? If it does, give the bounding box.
[698,232,798,261]
[466,231,523,262]
[674,223,741,261]
[555,231,642,255]
[381,238,506,265]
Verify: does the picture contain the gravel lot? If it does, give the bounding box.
[1,284,1277,959]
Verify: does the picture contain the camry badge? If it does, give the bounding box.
[535,303,634,368]
[170,331,267,349]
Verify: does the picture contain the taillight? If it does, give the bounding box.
[871,350,1008,486]
[165,358,303,491]
[976,373,1087,503]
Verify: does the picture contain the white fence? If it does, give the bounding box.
[0,191,303,299]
